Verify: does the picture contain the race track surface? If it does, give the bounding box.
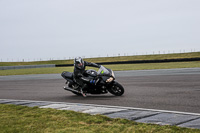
[0,68,200,113]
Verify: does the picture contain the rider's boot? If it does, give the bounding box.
[80,88,87,97]
[80,84,87,97]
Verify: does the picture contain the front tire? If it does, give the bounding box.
[108,81,124,96]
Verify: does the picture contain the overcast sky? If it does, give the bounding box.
[0,0,200,61]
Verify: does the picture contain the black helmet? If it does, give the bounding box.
[74,57,85,69]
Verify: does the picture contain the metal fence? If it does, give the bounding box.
[1,50,199,62]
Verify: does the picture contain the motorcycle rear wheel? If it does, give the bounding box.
[108,82,124,96]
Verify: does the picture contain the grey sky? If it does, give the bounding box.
[0,0,200,61]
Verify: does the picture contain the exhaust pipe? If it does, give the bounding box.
[63,86,80,94]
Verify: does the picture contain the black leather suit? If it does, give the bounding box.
[73,61,100,86]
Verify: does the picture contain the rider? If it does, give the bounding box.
[73,57,100,96]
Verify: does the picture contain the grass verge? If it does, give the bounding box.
[0,52,200,66]
[0,104,199,133]
[0,61,200,76]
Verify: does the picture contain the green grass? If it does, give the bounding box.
[0,67,74,76]
[0,104,199,133]
[1,52,200,66]
[0,61,200,76]
[104,61,200,71]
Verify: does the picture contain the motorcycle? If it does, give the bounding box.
[61,65,124,97]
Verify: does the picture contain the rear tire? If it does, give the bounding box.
[108,81,124,96]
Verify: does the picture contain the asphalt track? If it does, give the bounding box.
[0,68,200,113]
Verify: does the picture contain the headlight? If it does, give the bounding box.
[106,77,114,82]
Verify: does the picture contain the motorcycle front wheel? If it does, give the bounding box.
[108,81,124,96]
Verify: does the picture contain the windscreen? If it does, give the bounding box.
[97,66,111,76]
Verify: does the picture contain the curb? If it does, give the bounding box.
[0,99,200,129]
